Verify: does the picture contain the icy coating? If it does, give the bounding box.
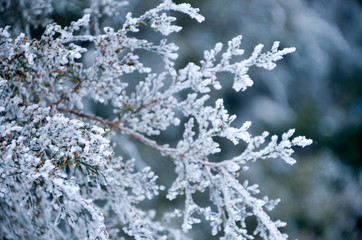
[0,1,311,239]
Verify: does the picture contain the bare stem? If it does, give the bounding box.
[57,107,178,156]
[50,76,87,108]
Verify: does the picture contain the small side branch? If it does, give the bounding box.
[57,107,177,156]
[50,76,87,108]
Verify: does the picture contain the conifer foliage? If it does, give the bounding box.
[0,1,312,239]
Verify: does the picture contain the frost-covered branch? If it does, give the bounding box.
[0,1,312,239]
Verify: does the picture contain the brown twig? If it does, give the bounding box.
[114,98,160,126]
[57,107,109,125]
[57,107,177,156]
[50,76,87,108]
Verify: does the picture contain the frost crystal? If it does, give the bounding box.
[0,1,311,239]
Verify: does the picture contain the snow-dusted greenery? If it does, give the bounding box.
[0,1,312,239]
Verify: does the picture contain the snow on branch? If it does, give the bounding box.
[0,1,311,239]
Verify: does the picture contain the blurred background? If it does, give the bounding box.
[1,0,361,239]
